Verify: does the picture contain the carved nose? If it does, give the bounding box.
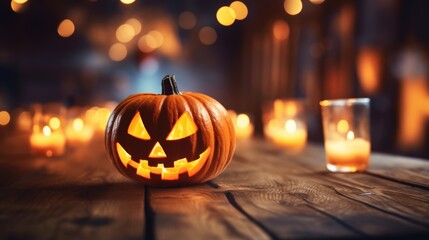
[149,142,167,158]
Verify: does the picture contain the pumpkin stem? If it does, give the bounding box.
[162,75,181,95]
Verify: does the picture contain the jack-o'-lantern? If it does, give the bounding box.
[105,75,235,187]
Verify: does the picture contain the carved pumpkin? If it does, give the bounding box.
[105,75,236,187]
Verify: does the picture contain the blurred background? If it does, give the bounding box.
[1,0,429,159]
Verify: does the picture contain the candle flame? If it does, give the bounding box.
[49,117,61,130]
[43,125,52,136]
[73,118,84,132]
[347,131,355,140]
[285,119,297,133]
[337,119,349,134]
[236,114,250,128]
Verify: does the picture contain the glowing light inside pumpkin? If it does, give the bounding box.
[49,117,61,130]
[166,112,198,140]
[149,142,167,158]
[116,142,211,180]
[337,119,349,134]
[128,112,151,140]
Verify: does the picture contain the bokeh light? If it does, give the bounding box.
[120,0,135,5]
[178,11,197,30]
[14,0,28,3]
[216,6,236,26]
[116,24,135,43]
[148,30,164,48]
[73,118,84,132]
[11,0,24,13]
[309,0,325,4]
[273,20,290,41]
[199,27,217,45]
[57,19,75,38]
[109,43,127,61]
[126,18,142,35]
[49,117,61,130]
[0,111,10,126]
[138,34,157,53]
[230,1,248,20]
[284,0,303,16]
[236,114,250,128]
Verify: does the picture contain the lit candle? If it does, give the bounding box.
[65,118,94,145]
[325,131,370,172]
[229,111,254,139]
[30,125,66,157]
[266,118,307,151]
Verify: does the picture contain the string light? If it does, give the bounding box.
[216,6,236,26]
[199,27,217,45]
[230,1,248,20]
[109,43,127,61]
[57,19,75,38]
[284,0,303,16]
[178,11,197,30]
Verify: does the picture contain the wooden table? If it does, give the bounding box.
[1,134,429,239]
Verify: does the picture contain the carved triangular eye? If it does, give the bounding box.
[128,112,151,140]
[166,112,198,140]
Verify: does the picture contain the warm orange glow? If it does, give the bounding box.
[138,34,157,53]
[14,0,28,3]
[347,131,355,140]
[199,27,217,45]
[116,24,135,43]
[178,11,197,30]
[116,142,211,180]
[309,0,325,4]
[97,108,111,130]
[216,6,236,26]
[49,117,61,130]
[166,112,198,140]
[126,18,142,35]
[149,142,167,158]
[0,111,10,126]
[72,118,84,132]
[148,31,164,48]
[43,125,52,136]
[120,0,135,4]
[398,79,429,149]
[284,0,303,16]
[357,48,382,94]
[230,1,248,20]
[11,0,25,13]
[336,119,349,134]
[109,43,127,61]
[57,19,75,38]
[284,119,297,133]
[128,112,151,140]
[236,114,250,128]
[17,111,32,130]
[284,102,297,116]
[273,20,290,41]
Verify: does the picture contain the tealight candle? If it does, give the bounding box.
[268,119,307,151]
[229,111,254,139]
[30,125,66,157]
[65,118,94,145]
[320,98,371,172]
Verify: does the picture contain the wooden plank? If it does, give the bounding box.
[149,185,271,240]
[0,135,146,240]
[214,140,429,238]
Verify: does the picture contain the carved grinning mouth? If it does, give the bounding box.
[116,143,211,181]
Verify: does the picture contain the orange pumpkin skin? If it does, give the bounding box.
[105,75,235,187]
